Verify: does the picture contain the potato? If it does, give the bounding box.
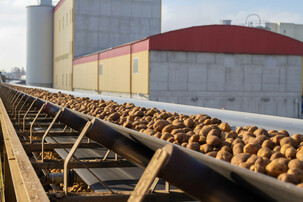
[288,159,303,170]
[167,137,175,143]
[285,147,297,159]
[235,126,243,134]
[296,151,303,161]
[288,168,303,182]
[243,143,261,154]
[208,129,221,138]
[248,126,258,133]
[188,134,199,143]
[277,173,299,184]
[162,124,176,133]
[279,129,290,137]
[186,142,200,151]
[270,152,284,161]
[266,159,288,177]
[161,133,173,141]
[154,132,162,139]
[174,133,186,143]
[221,141,231,148]
[280,137,297,148]
[262,139,274,150]
[123,121,133,129]
[231,153,251,165]
[255,157,271,167]
[231,138,245,148]
[246,154,259,165]
[257,147,273,158]
[200,144,213,154]
[218,122,231,132]
[253,128,269,137]
[232,143,244,155]
[238,162,251,169]
[171,129,185,135]
[199,126,212,137]
[198,136,206,144]
[153,120,169,132]
[206,151,218,158]
[280,144,294,155]
[206,135,221,147]
[220,146,232,153]
[292,134,303,145]
[250,164,265,173]
[216,150,232,162]
[272,135,285,145]
[225,138,234,145]
[181,142,187,147]
[143,129,156,136]
[273,146,281,152]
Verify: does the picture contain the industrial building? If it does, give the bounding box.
[26,0,303,118]
[265,22,303,42]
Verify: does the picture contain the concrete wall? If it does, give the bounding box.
[53,0,74,90]
[266,22,303,42]
[74,0,161,57]
[149,51,302,118]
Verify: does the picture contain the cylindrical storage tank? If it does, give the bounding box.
[26,4,53,87]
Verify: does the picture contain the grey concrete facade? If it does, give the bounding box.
[74,0,161,57]
[149,51,302,118]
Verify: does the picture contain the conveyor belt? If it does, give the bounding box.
[3,84,303,201]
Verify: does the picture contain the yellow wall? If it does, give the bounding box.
[53,0,74,90]
[98,51,149,95]
[73,61,98,91]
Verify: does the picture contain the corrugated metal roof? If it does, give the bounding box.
[148,25,303,55]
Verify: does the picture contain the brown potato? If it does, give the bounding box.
[162,124,176,133]
[288,168,303,182]
[218,122,231,132]
[272,135,285,145]
[277,173,299,184]
[238,162,251,169]
[280,137,297,148]
[161,133,173,141]
[208,129,221,138]
[220,146,232,153]
[232,143,244,155]
[253,128,269,137]
[273,146,281,152]
[288,159,303,170]
[198,135,206,144]
[174,133,186,143]
[184,118,195,128]
[186,142,200,151]
[270,152,284,161]
[296,151,303,161]
[231,153,251,165]
[205,151,218,158]
[181,142,187,147]
[280,144,294,155]
[285,147,297,159]
[292,134,303,145]
[188,134,199,143]
[248,126,258,133]
[153,120,169,132]
[279,129,290,137]
[266,158,288,177]
[243,143,261,154]
[216,150,233,162]
[199,126,212,137]
[297,183,303,189]
[250,164,265,174]
[231,138,245,148]
[167,137,175,143]
[262,139,274,150]
[257,147,273,158]
[154,132,162,139]
[246,154,259,165]
[206,135,221,147]
[200,144,213,154]
[255,157,271,167]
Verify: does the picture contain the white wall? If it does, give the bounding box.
[266,22,303,42]
[74,0,161,57]
[149,51,302,118]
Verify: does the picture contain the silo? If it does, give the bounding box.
[26,0,53,87]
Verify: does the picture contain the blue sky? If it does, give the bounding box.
[0,0,302,71]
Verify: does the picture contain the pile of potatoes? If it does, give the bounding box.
[12,85,303,188]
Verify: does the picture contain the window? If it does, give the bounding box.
[62,17,64,29]
[69,74,72,86]
[99,64,103,75]
[55,75,58,86]
[133,58,139,74]
[62,74,64,86]
[70,10,72,23]
[59,20,61,31]
[66,74,68,86]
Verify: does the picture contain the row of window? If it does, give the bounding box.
[58,9,73,32]
[98,58,139,76]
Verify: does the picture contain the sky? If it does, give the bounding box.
[0,0,303,72]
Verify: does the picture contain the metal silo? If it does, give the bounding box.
[26,0,53,87]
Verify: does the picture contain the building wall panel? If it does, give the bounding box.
[73,60,98,91]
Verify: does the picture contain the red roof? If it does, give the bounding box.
[148,25,303,55]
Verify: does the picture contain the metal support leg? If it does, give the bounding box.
[14,95,25,118]
[30,103,46,144]
[10,93,21,113]
[128,148,169,202]
[63,121,92,195]
[102,150,111,160]
[41,109,63,162]
[23,99,37,132]
[17,97,29,124]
